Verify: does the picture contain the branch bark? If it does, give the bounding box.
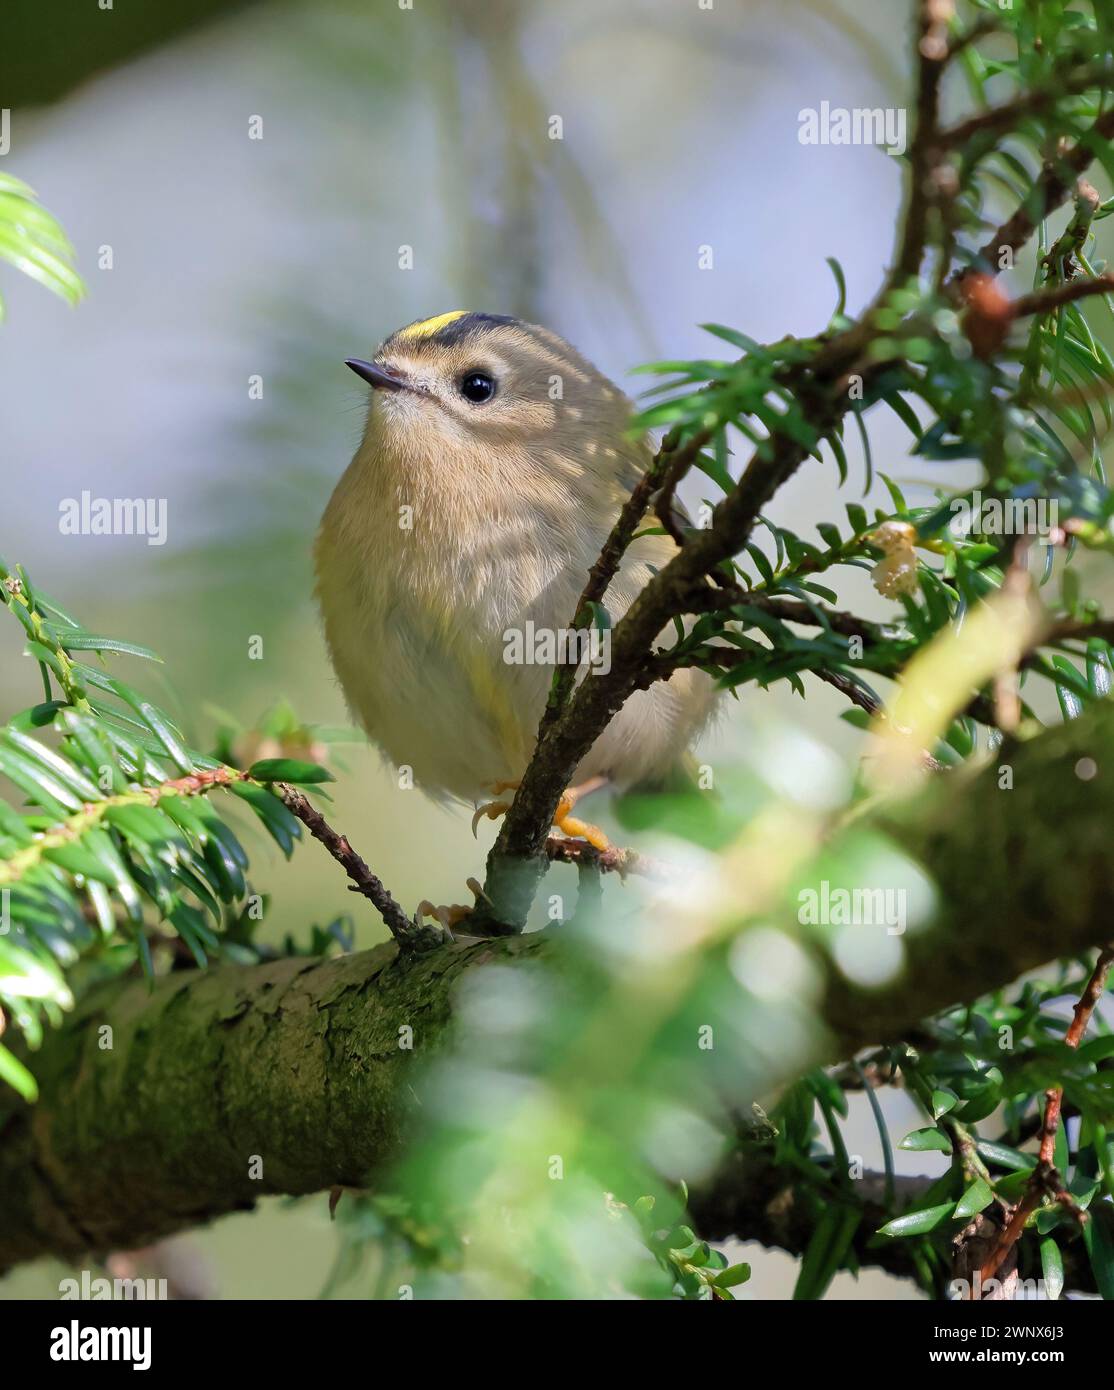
[4,700,1114,1271]
[473,426,830,932]
[276,784,437,952]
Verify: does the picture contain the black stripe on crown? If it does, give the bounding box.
[428,312,520,347]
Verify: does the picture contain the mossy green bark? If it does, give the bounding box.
[826,701,1114,1046]
[2,703,1112,1270]
[0,933,547,1269]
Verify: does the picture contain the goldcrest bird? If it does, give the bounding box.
[314,311,716,858]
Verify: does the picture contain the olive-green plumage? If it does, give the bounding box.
[315,313,716,804]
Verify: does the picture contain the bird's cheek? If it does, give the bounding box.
[374,392,422,427]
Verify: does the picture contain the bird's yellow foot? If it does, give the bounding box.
[554,785,611,852]
[471,776,611,851]
[471,781,519,838]
[416,877,488,935]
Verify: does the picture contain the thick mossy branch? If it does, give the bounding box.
[0,934,547,1270]
[2,702,1113,1270]
[832,704,1114,1043]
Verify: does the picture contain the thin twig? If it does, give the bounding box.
[961,106,1114,278]
[682,584,903,646]
[544,836,674,881]
[979,945,1114,1287]
[945,13,1000,60]
[889,0,952,286]
[1037,949,1114,1163]
[0,562,93,713]
[1045,614,1114,647]
[815,668,882,717]
[939,63,1113,148]
[1043,179,1102,277]
[540,424,720,745]
[804,0,955,375]
[0,767,246,888]
[534,433,684,746]
[654,426,715,545]
[276,785,437,953]
[1010,272,1114,318]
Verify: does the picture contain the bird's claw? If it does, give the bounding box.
[553,787,611,853]
[471,782,522,838]
[471,798,513,838]
[471,777,610,851]
[416,877,490,936]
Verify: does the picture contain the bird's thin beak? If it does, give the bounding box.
[345,358,411,392]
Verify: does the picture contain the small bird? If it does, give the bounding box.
[314,312,716,885]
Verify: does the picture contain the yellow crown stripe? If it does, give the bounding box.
[396,310,470,342]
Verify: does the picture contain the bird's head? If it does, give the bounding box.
[345,312,640,490]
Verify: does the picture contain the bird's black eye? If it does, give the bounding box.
[459,371,496,403]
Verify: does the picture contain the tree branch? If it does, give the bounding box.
[938,63,1114,149]
[654,426,716,546]
[0,767,245,888]
[473,419,833,932]
[1010,271,1114,318]
[470,0,1048,933]
[964,105,1114,276]
[1043,178,1102,277]
[275,785,438,953]
[889,0,951,286]
[4,700,1114,1269]
[542,835,674,881]
[979,943,1114,1284]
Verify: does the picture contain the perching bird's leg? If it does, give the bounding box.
[472,776,611,848]
[416,876,488,935]
[553,776,611,852]
[471,780,521,838]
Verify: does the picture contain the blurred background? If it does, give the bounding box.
[0,0,979,1297]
